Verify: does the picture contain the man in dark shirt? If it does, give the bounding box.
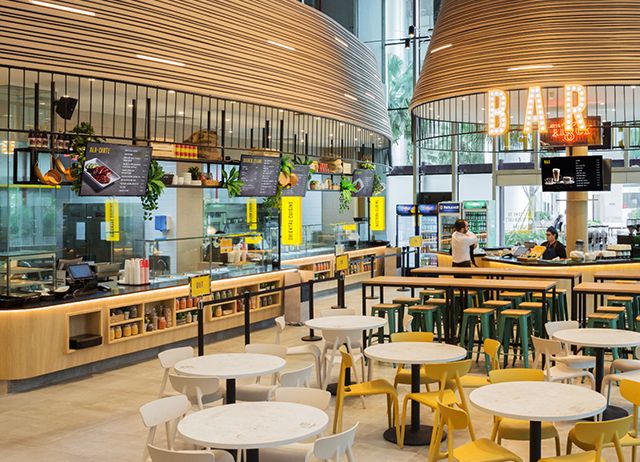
[542,226,567,260]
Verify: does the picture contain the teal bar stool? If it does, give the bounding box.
[370,303,401,344]
[597,305,627,331]
[532,289,568,321]
[419,289,445,304]
[497,308,533,368]
[586,312,620,359]
[459,307,496,363]
[392,296,420,332]
[482,299,514,317]
[407,304,443,337]
[499,291,528,307]
[607,295,635,330]
[518,301,545,336]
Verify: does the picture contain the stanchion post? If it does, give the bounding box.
[302,279,322,342]
[366,255,377,299]
[197,298,205,356]
[243,290,251,345]
[335,271,346,308]
[398,246,410,292]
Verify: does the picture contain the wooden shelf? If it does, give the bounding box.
[165,184,223,189]
[108,333,144,343]
[175,307,200,313]
[153,155,239,165]
[109,316,144,327]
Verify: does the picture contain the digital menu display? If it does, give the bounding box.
[80,143,152,196]
[540,116,603,148]
[282,165,310,197]
[238,155,280,197]
[351,169,375,197]
[541,155,611,192]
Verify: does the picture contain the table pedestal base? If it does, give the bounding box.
[383,425,445,446]
[246,448,259,462]
[585,404,628,421]
[530,421,541,462]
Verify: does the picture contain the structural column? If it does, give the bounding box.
[565,146,588,254]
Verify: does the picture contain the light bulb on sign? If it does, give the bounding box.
[1,140,15,155]
[564,84,587,132]
[523,86,547,134]
[487,89,508,136]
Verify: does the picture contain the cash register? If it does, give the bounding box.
[67,263,99,293]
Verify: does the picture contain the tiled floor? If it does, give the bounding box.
[0,287,632,461]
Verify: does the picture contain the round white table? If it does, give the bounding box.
[553,328,640,419]
[470,381,606,462]
[306,315,386,391]
[178,401,328,462]
[174,353,285,404]
[364,342,467,446]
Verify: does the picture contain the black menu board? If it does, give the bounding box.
[351,169,375,197]
[541,155,611,192]
[80,142,152,196]
[238,155,280,197]
[282,165,310,197]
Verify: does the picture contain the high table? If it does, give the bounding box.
[362,276,558,344]
[305,315,386,391]
[594,271,640,282]
[552,327,640,419]
[470,381,606,462]
[364,341,467,446]
[174,353,285,404]
[573,282,640,327]
[177,401,328,462]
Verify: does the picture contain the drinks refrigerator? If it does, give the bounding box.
[418,204,439,266]
[395,204,417,248]
[437,202,462,252]
[463,200,497,249]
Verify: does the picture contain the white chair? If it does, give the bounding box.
[260,422,358,462]
[532,336,595,388]
[147,444,234,462]
[236,343,287,402]
[279,364,314,387]
[317,309,366,389]
[603,346,640,403]
[158,347,194,397]
[544,321,596,370]
[274,387,331,410]
[275,316,323,388]
[403,314,414,333]
[610,346,640,374]
[168,373,225,410]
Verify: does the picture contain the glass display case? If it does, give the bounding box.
[139,233,272,283]
[0,250,56,297]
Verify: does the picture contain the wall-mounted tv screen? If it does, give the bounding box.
[541,155,611,192]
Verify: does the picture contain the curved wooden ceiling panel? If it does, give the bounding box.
[412,0,640,111]
[0,0,390,138]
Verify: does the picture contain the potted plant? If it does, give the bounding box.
[339,176,357,212]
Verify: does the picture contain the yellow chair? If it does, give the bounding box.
[459,338,502,389]
[430,401,523,462]
[618,379,640,460]
[391,332,435,391]
[488,368,561,457]
[334,349,400,444]
[564,415,632,462]
[399,359,473,449]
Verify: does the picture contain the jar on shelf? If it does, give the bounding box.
[186,297,193,309]
[131,323,139,336]
[130,306,138,318]
[179,297,187,310]
[186,312,193,323]
[109,327,115,341]
[123,324,132,337]
[159,316,167,329]
[114,325,122,339]
[214,306,222,317]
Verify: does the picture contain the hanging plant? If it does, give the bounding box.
[358,160,385,196]
[339,176,357,212]
[222,166,243,197]
[69,122,104,194]
[142,160,165,221]
[262,156,296,211]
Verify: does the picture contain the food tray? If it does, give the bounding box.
[83,158,120,191]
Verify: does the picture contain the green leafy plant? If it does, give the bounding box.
[142,160,165,221]
[262,156,295,211]
[187,166,201,180]
[223,166,243,197]
[339,176,357,212]
[69,122,104,194]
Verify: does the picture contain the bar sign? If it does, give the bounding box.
[190,274,211,297]
[246,198,258,231]
[281,196,302,246]
[105,199,120,242]
[370,196,385,231]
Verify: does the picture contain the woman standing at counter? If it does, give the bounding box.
[542,226,567,260]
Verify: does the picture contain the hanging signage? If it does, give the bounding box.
[219,238,233,254]
[246,198,258,231]
[417,204,437,216]
[281,196,303,245]
[335,254,349,272]
[282,165,311,197]
[396,204,416,216]
[351,169,375,197]
[238,154,280,197]
[105,199,120,242]
[409,236,423,248]
[190,274,211,298]
[438,202,461,214]
[541,155,611,192]
[370,196,386,231]
[540,116,603,148]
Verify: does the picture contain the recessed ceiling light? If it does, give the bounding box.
[599,102,605,106]
[266,40,295,51]
[279,109,284,113]
[344,93,358,101]
[334,36,348,48]
[225,118,231,122]
[136,54,185,67]
[632,86,637,90]
[168,90,175,94]
[364,92,376,99]
[481,108,485,111]
[315,117,321,121]
[127,104,134,108]
[88,78,95,82]
[228,130,233,134]
[178,111,184,115]
[430,44,452,54]
[30,0,95,16]
[507,64,554,71]
[354,138,358,141]
[330,134,333,137]
[611,108,616,112]
[339,123,344,127]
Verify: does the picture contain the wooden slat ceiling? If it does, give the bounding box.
[411,0,640,112]
[0,0,390,139]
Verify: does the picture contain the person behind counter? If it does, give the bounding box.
[542,226,567,260]
[451,219,478,268]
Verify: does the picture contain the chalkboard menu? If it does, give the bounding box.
[238,155,280,197]
[282,165,310,197]
[541,155,611,192]
[80,142,152,196]
[351,169,375,197]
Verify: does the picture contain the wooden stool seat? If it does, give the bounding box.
[408,305,439,312]
[372,303,401,310]
[424,299,448,306]
[597,306,626,313]
[463,308,494,315]
[500,309,532,316]
[531,289,567,298]
[483,300,512,308]
[392,297,420,304]
[588,312,619,321]
[519,302,543,309]
[420,289,445,297]
[608,296,634,302]
[500,291,526,298]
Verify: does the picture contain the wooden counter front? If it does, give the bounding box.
[0,270,292,383]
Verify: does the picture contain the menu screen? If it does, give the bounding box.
[282,165,310,197]
[541,155,611,191]
[238,155,280,197]
[351,169,375,197]
[80,143,152,196]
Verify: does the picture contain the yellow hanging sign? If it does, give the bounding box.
[190,274,211,297]
[105,199,120,242]
[335,254,349,272]
[220,238,233,254]
[246,198,258,231]
[370,196,385,231]
[281,196,303,246]
[409,236,423,248]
